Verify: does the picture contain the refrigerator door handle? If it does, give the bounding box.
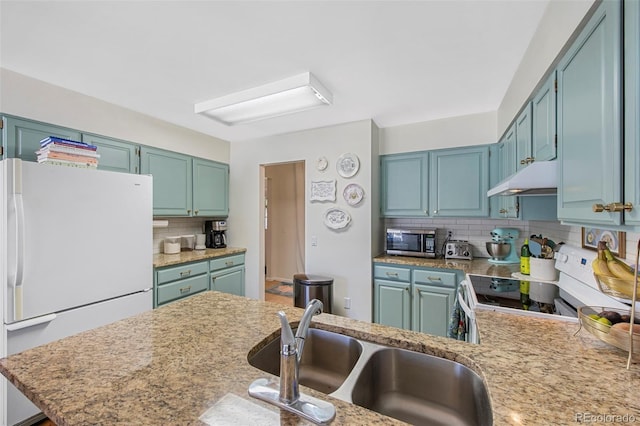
[5,313,57,332]
[8,160,26,321]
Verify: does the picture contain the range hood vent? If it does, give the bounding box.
[487,161,557,197]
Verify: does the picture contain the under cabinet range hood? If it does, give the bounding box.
[487,161,557,197]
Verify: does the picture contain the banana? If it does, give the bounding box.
[601,243,638,280]
[607,258,637,281]
[592,257,613,277]
[593,241,614,277]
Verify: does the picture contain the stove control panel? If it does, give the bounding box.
[445,241,473,260]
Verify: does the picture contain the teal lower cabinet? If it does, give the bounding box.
[210,253,245,296]
[155,260,209,307]
[412,284,455,337]
[373,263,460,337]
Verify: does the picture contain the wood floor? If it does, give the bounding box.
[265,280,294,306]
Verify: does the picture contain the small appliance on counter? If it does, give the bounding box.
[195,234,206,250]
[385,228,437,258]
[205,220,227,248]
[181,235,196,251]
[445,241,473,260]
[486,228,520,264]
[163,236,181,254]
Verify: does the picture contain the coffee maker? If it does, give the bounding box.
[204,220,227,249]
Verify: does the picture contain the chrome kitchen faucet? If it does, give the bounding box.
[248,299,336,424]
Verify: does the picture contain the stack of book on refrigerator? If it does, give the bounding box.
[36,136,100,169]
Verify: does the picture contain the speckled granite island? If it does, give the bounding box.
[1,292,638,425]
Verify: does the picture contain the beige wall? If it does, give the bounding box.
[265,162,305,282]
[0,68,229,162]
[497,0,597,137]
[230,120,379,321]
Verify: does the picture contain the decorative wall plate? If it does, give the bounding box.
[336,153,360,178]
[324,208,351,230]
[316,156,328,172]
[343,183,364,206]
[310,180,336,202]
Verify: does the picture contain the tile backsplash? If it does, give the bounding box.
[384,217,640,262]
[153,218,207,254]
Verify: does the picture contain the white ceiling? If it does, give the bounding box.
[0,1,550,142]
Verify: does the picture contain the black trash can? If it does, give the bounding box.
[293,273,333,314]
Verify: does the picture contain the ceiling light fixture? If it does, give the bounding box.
[194,72,332,126]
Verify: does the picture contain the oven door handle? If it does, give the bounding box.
[458,281,475,320]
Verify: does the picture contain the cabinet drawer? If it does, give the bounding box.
[157,273,209,305]
[373,265,411,282]
[413,269,457,287]
[210,254,245,272]
[156,261,208,285]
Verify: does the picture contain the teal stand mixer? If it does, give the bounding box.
[486,228,520,264]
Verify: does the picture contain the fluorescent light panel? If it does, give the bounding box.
[195,72,332,126]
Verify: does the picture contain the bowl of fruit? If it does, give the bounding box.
[578,306,640,352]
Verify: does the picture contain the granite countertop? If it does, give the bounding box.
[373,254,521,278]
[153,247,247,268]
[1,292,638,425]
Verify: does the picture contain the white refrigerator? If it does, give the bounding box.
[0,159,153,425]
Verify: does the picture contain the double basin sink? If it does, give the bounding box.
[248,328,492,425]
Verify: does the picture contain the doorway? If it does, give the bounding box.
[263,161,305,304]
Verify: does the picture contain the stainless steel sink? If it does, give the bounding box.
[249,329,493,425]
[248,328,363,394]
[349,347,492,425]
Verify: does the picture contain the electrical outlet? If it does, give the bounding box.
[447,231,453,238]
[311,236,318,247]
[344,297,351,309]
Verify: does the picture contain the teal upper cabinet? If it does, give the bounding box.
[380,152,429,217]
[141,147,193,216]
[3,116,81,162]
[515,102,533,171]
[193,158,229,217]
[624,0,640,226]
[557,0,623,226]
[498,128,518,218]
[532,72,557,163]
[429,145,489,217]
[81,133,139,174]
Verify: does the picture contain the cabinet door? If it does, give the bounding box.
[412,284,455,337]
[4,116,81,162]
[429,146,488,217]
[380,152,428,217]
[532,72,557,162]
[557,0,622,226]
[140,147,192,216]
[374,280,410,330]
[211,266,245,296]
[81,134,139,174]
[193,158,229,217]
[515,102,533,171]
[498,130,519,218]
[624,0,640,226]
[156,273,209,306]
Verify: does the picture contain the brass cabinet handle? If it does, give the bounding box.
[194,209,199,215]
[427,276,442,281]
[225,261,234,266]
[520,157,535,165]
[592,202,633,213]
[179,285,192,294]
[187,209,191,214]
[405,287,410,292]
[499,208,507,214]
[179,270,192,277]
[433,210,438,215]
[386,272,399,278]
[424,209,429,215]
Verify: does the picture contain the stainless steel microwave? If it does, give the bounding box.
[385,228,437,258]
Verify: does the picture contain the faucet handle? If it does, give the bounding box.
[277,311,296,354]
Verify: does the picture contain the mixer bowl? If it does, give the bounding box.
[486,242,511,260]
